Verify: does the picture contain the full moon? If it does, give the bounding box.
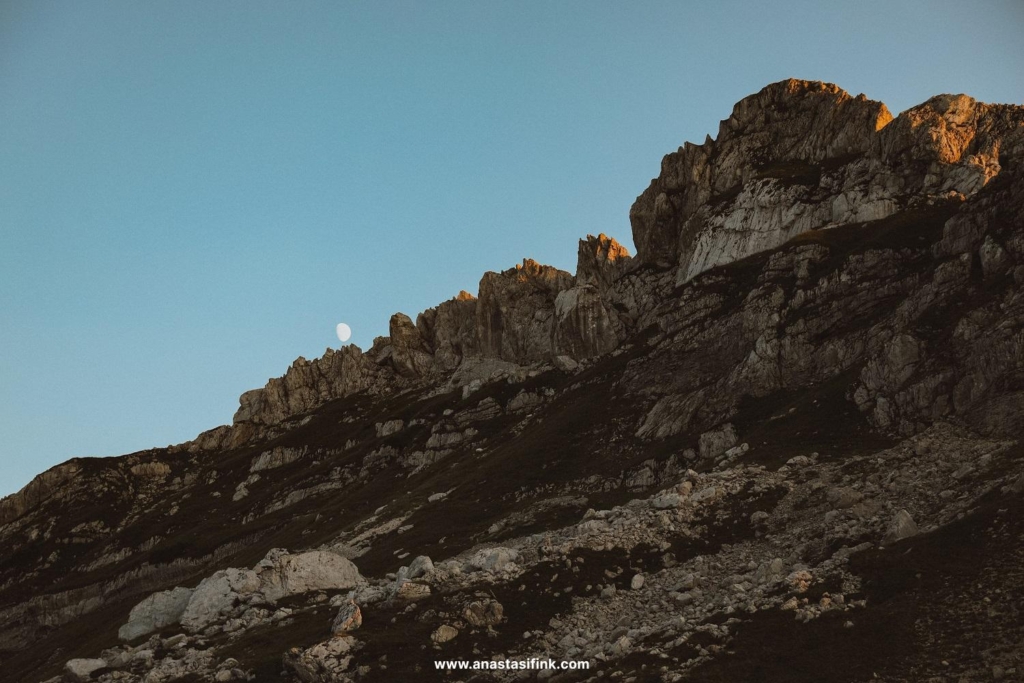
[336,323,352,343]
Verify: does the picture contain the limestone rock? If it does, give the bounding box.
[0,461,82,525]
[118,587,194,641]
[698,423,738,459]
[416,291,479,371]
[552,284,624,360]
[389,313,434,377]
[476,259,573,362]
[258,550,364,603]
[407,555,434,579]
[576,233,632,293]
[64,658,107,682]
[629,79,1024,285]
[234,345,380,426]
[283,636,357,683]
[250,446,307,472]
[180,568,260,633]
[883,509,920,545]
[393,579,431,601]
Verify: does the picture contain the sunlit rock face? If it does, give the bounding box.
[475,258,574,362]
[576,233,632,293]
[630,79,1024,285]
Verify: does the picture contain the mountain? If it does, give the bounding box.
[3,79,1024,683]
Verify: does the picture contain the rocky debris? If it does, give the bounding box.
[462,598,504,627]
[392,579,431,602]
[374,419,404,437]
[118,586,194,641]
[698,423,738,459]
[331,601,362,634]
[129,461,171,478]
[553,355,579,372]
[283,636,358,683]
[466,547,520,573]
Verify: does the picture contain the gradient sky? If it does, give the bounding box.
[2,1,1022,497]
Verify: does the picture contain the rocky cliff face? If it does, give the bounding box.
[4,81,1024,683]
[630,80,1023,284]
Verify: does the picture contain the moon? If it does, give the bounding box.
[336,323,352,343]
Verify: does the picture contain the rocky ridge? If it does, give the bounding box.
[2,80,1024,683]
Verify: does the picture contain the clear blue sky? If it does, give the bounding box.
[1,1,1022,496]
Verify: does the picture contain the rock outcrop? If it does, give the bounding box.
[233,346,383,427]
[118,587,194,641]
[3,80,1024,683]
[630,79,1024,285]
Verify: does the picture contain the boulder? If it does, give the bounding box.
[431,625,459,644]
[118,586,194,641]
[64,658,107,682]
[462,599,503,627]
[331,601,362,634]
[883,509,919,545]
[180,568,259,633]
[698,424,738,459]
[407,555,434,579]
[259,551,364,603]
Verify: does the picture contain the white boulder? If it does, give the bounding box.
[466,547,519,573]
[180,568,259,633]
[258,550,363,602]
[64,658,107,681]
[118,586,194,641]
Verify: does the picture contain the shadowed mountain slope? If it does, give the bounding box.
[3,80,1024,683]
